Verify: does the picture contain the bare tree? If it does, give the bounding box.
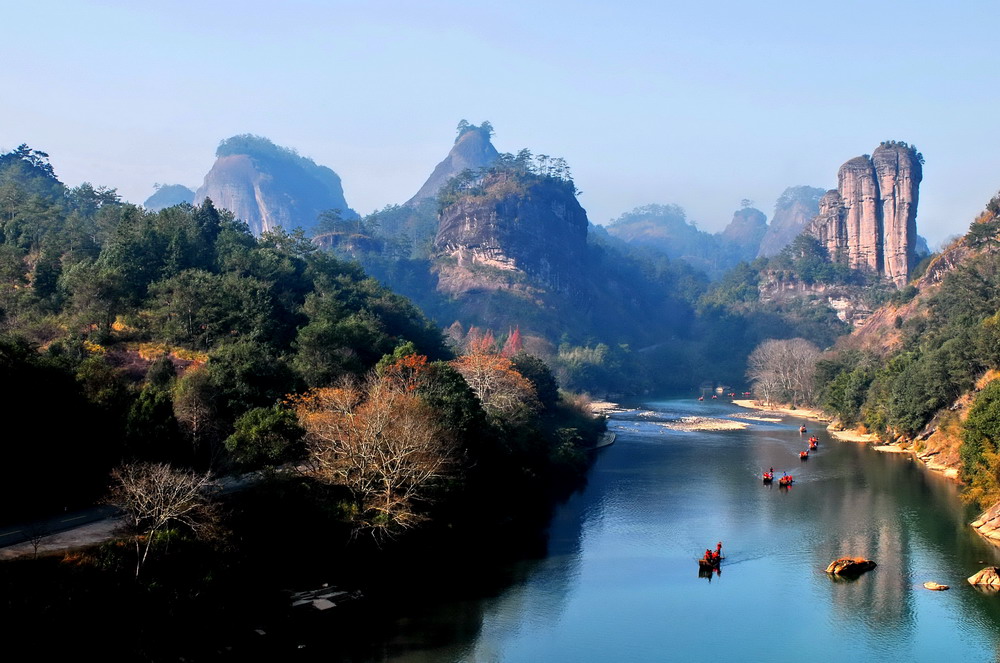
[294,370,457,538]
[23,522,49,559]
[107,462,221,578]
[747,338,821,406]
[451,343,540,424]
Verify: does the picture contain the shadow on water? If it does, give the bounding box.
[290,399,1000,662]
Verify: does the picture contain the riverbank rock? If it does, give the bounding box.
[923,581,949,591]
[971,502,1000,545]
[825,557,877,576]
[968,567,1000,587]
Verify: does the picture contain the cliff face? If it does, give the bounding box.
[873,144,922,284]
[757,186,825,258]
[194,135,355,236]
[434,173,588,294]
[408,127,499,205]
[806,143,922,286]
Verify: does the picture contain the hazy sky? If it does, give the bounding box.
[4,0,1000,248]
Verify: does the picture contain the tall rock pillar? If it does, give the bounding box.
[806,142,922,287]
[873,144,922,286]
[838,157,881,273]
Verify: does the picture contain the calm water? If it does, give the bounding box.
[340,399,1000,662]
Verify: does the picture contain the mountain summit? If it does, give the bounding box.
[407,121,499,205]
[194,134,356,236]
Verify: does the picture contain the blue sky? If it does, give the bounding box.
[4,0,999,248]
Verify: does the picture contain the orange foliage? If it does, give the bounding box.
[452,345,539,423]
[380,353,429,393]
[292,371,456,535]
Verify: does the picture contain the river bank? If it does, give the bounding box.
[731,399,961,478]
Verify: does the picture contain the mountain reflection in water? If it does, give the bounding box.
[323,399,1000,663]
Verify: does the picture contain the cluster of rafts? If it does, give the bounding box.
[761,426,818,488]
[700,424,820,573]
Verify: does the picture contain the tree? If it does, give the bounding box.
[746,338,821,406]
[451,343,540,424]
[961,380,1000,506]
[224,404,304,470]
[293,367,456,537]
[511,352,559,411]
[107,462,221,578]
[172,368,219,462]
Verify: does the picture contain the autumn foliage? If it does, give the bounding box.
[292,355,456,535]
[451,339,540,424]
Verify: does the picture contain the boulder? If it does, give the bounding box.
[923,581,949,591]
[967,567,1000,587]
[825,557,877,576]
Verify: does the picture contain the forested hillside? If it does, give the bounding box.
[796,191,1000,508]
[0,145,600,531]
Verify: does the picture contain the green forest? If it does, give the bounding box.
[0,143,604,535]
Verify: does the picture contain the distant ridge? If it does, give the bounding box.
[143,184,195,212]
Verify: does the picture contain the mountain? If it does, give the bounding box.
[719,207,767,262]
[407,121,499,205]
[757,186,825,258]
[143,184,194,211]
[193,134,356,236]
[806,141,923,286]
[434,160,588,296]
[604,203,768,278]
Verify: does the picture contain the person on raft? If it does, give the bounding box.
[704,549,714,562]
[715,542,723,560]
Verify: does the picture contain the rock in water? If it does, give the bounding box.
[923,581,949,591]
[825,557,877,576]
[968,567,1000,587]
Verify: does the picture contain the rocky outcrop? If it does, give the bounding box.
[806,142,923,286]
[873,144,922,285]
[757,186,825,258]
[825,557,877,576]
[407,124,499,205]
[434,173,588,295]
[967,567,1000,588]
[194,134,356,236]
[971,502,1000,544]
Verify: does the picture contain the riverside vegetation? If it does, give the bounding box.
[0,144,604,658]
[7,126,1000,656]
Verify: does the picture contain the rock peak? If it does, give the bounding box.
[806,142,922,286]
[194,134,356,236]
[407,122,499,205]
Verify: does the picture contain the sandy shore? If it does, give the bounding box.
[657,416,749,432]
[731,399,879,444]
[590,400,626,415]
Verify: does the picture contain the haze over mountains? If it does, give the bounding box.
[128,123,929,395]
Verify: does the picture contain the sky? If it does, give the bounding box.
[4,0,1000,249]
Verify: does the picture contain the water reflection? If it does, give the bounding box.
[326,399,1000,662]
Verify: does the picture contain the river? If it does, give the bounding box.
[325,398,1000,662]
